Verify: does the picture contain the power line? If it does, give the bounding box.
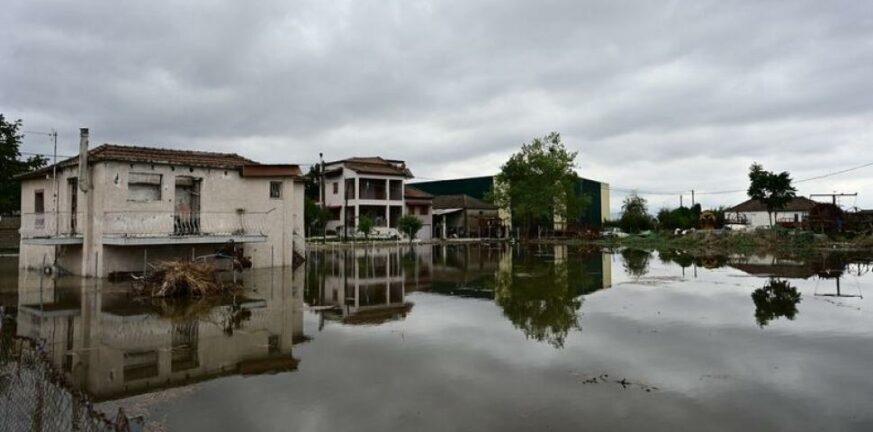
[613,160,873,197]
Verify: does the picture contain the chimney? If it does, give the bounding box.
[78,128,90,192]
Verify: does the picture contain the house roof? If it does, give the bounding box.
[327,156,413,178]
[432,194,498,210]
[726,197,819,213]
[404,186,433,200]
[18,144,301,179]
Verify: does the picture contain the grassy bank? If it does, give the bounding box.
[545,229,873,256]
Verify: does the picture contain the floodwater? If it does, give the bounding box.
[2,244,873,431]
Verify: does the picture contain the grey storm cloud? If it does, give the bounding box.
[2,0,872,209]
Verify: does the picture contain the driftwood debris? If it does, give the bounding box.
[142,260,239,298]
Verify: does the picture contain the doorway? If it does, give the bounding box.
[174,177,201,235]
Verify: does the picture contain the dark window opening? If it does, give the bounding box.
[389,180,403,200]
[359,178,386,200]
[270,181,282,198]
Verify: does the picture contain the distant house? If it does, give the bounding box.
[725,197,819,228]
[404,186,433,240]
[320,157,413,237]
[18,128,305,276]
[412,175,610,234]
[432,194,500,238]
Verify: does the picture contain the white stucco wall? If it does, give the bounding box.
[20,159,305,276]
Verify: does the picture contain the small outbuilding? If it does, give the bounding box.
[725,197,818,229]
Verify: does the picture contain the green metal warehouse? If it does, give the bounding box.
[411,175,610,228]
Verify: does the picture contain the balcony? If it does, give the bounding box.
[19,212,84,245]
[102,210,270,245]
[20,211,271,246]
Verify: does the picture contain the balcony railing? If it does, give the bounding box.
[19,211,273,240]
[103,210,271,237]
[19,212,83,238]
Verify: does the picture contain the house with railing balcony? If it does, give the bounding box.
[18,128,305,277]
[319,157,415,237]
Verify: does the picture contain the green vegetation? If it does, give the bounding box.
[747,163,797,227]
[615,193,655,233]
[397,214,423,242]
[1,114,48,215]
[489,132,589,237]
[357,215,375,240]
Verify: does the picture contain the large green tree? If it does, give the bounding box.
[489,132,588,237]
[1,115,48,215]
[747,163,797,227]
[619,192,653,233]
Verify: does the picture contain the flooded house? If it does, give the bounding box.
[432,194,501,239]
[17,128,305,277]
[320,156,414,238]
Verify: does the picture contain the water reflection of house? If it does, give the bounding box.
[15,267,304,402]
[728,255,817,279]
[313,247,416,325]
[429,244,504,298]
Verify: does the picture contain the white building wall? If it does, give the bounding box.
[322,166,406,237]
[20,160,305,276]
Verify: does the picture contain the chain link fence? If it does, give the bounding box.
[0,335,142,432]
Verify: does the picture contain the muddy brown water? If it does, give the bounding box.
[2,245,873,431]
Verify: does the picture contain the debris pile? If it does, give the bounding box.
[141,260,239,298]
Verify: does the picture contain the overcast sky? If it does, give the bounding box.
[2,1,872,212]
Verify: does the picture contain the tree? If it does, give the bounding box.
[397,214,423,243]
[357,215,374,240]
[304,197,328,237]
[747,163,797,227]
[619,192,653,233]
[489,132,588,238]
[1,115,48,214]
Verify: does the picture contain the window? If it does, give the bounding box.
[389,180,403,200]
[345,178,356,199]
[128,173,162,201]
[359,178,387,200]
[333,182,338,194]
[270,181,282,198]
[34,190,45,213]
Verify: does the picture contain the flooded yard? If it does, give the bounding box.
[2,244,873,431]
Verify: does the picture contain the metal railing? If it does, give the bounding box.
[19,212,83,238]
[103,210,272,237]
[21,210,274,239]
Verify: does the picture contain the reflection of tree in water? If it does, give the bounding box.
[751,278,801,327]
[621,249,651,278]
[495,258,585,349]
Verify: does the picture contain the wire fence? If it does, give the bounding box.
[0,336,142,432]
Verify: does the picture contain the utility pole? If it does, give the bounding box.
[691,189,695,207]
[679,194,684,208]
[320,153,325,244]
[810,193,858,206]
[25,129,59,270]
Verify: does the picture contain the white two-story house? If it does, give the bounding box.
[18,128,305,277]
[320,157,413,237]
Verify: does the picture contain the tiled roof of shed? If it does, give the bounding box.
[726,197,819,213]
